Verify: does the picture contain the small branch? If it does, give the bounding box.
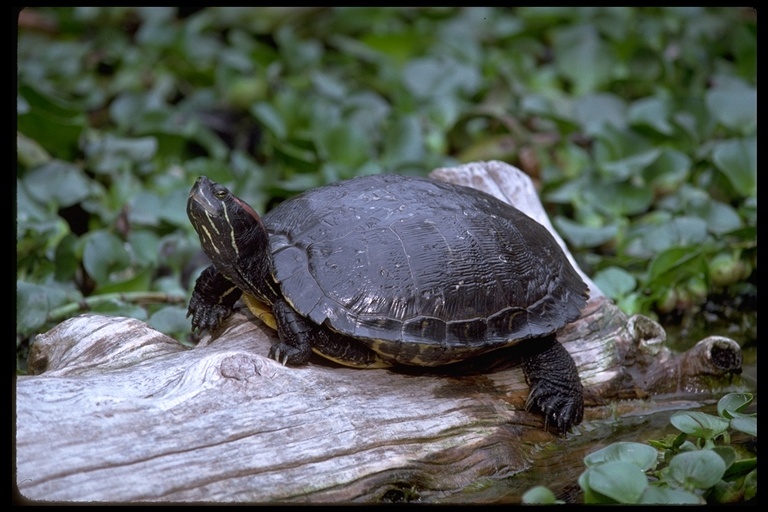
[46,292,188,323]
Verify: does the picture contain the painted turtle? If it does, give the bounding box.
[187,173,589,432]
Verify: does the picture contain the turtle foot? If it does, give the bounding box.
[521,335,584,434]
[187,297,231,332]
[269,342,311,366]
[188,266,240,333]
[525,383,584,434]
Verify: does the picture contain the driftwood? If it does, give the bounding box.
[15,161,745,503]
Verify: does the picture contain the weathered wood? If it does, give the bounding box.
[15,161,745,503]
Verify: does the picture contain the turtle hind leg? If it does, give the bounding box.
[521,334,584,434]
[270,299,390,368]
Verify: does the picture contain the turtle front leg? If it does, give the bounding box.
[521,335,584,434]
[270,299,390,368]
[188,266,242,332]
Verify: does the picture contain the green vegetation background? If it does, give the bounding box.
[17,7,756,373]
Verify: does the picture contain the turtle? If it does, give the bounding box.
[186,173,589,433]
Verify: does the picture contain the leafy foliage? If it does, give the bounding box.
[524,393,757,504]
[16,7,756,373]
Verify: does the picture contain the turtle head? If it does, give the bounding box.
[187,176,271,287]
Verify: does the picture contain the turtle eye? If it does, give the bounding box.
[214,186,228,199]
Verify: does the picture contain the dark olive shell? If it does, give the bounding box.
[263,174,588,365]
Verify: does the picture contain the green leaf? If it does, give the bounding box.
[635,217,708,259]
[16,281,54,338]
[712,446,736,470]
[16,281,77,338]
[520,93,579,133]
[586,180,653,216]
[646,247,706,285]
[553,216,618,249]
[705,87,756,133]
[274,24,324,73]
[311,70,348,100]
[89,298,148,321]
[670,411,730,441]
[17,132,52,169]
[82,231,132,286]
[251,101,287,140]
[314,123,370,168]
[729,417,756,437]
[592,266,637,300]
[54,233,81,282]
[127,230,161,267]
[82,134,158,175]
[578,467,613,504]
[95,267,154,295]
[717,393,753,418]
[666,450,726,490]
[582,461,649,504]
[698,201,743,235]
[521,485,562,504]
[599,148,662,180]
[128,190,167,227]
[16,176,49,225]
[158,188,194,227]
[346,91,392,134]
[711,137,756,197]
[134,7,178,47]
[156,232,201,276]
[128,187,191,229]
[148,306,191,339]
[723,457,757,480]
[552,24,614,94]
[584,442,658,471]
[648,432,687,452]
[17,84,87,160]
[571,93,627,136]
[629,96,675,136]
[593,125,654,167]
[642,148,691,193]
[21,160,94,208]
[381,115,424,167]
[360,31,422,65]
[637,486,703,504]
[108,91,170,132]
[402,56,481,100]
[273,140,318,172]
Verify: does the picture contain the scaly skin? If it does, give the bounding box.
[188,266,242,332]
[521,335,584,434]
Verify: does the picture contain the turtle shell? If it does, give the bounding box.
[262,174,588,365]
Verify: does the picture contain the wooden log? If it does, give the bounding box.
[15,161,745,503]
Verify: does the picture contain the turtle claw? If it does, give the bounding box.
[187,299,231,333]
[525,383,583,434]
[269,343,309,366]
